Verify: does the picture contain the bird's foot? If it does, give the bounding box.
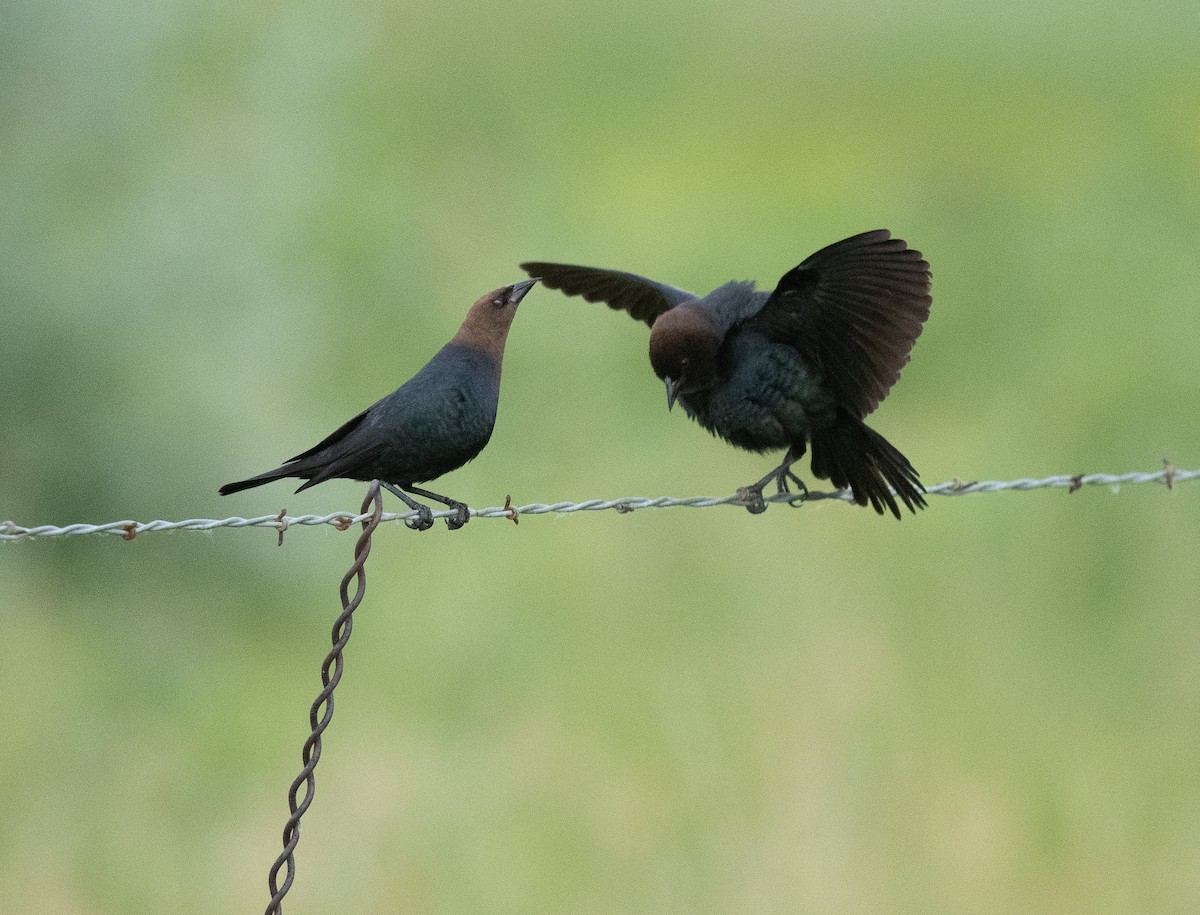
[404,505,435,532]
[736,485,768,515]
[777,470,809,508]
[444,501,471,531]
[737,466,808,514]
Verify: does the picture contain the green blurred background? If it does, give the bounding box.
[3,1,1198,912]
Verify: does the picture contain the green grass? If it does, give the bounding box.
[2,1,1198,911]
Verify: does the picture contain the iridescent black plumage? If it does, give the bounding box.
[523,231,931,518]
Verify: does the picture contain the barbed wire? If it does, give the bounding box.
[1,465,1193,543]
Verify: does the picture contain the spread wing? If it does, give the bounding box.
[519,262,697,328]
[747,230,932,417]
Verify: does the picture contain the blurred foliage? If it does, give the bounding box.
[2,0,1199,912]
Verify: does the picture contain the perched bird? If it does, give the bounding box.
[522,231,931,518]
[218,278,538,530]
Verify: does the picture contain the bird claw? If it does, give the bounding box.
[737,486,768,514]
[738,468,808,514]
[778,471,808,509]
[404,506,435,531]
[444,501,470,531]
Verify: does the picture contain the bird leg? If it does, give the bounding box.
[380,482,436,531]
[737,448,808,514]
[405,485,472,531]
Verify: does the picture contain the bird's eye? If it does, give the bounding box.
[492,297,506,308]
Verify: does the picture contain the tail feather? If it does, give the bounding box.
[218,465,297,496]
[809,411,925,519]
[220,439,386,496]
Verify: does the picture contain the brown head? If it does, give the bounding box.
[450,278,539,360]
[648,305,724,410]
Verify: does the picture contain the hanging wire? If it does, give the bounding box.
[264,481,384,915]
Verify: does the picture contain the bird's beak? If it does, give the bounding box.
[508,277,539,304]
[664,377,680,412]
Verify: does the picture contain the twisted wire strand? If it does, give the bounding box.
[264,481,384,915]
[1,466,1194,542]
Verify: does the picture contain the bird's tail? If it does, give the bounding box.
[809,411,926,519]
[218,465,296,496]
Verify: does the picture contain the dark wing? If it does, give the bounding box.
[286,409,368,463]
[519,262,697,328]
[285,409,385,492]
[747,230,931,417]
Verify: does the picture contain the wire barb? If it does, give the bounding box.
[264,481,384,915]
[1,467,1195,542]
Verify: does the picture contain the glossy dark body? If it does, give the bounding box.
[683,326,837,453]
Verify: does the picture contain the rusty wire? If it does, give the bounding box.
[264,480,384,915]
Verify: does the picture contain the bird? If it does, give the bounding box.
[521,230,931,519]
[218,278,539,531]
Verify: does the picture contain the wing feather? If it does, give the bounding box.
[747,230,932,416]
[519,262,697,328]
